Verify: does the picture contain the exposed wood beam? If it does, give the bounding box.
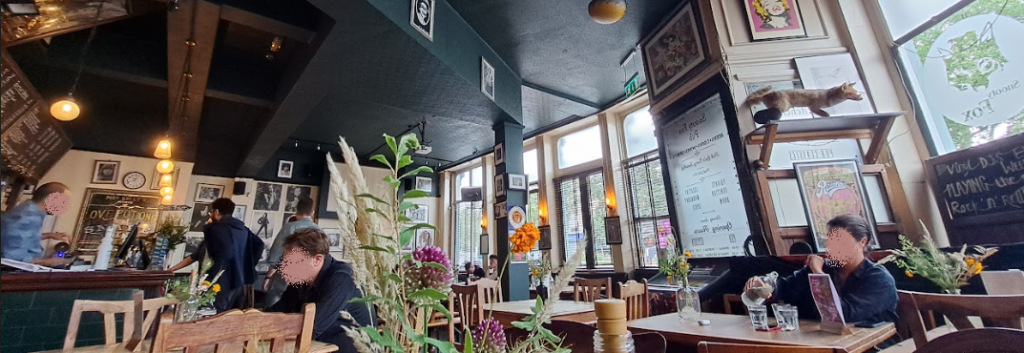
[220,6,316,43]
[167,0,221,161]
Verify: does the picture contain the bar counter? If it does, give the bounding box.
[1,270,172,293]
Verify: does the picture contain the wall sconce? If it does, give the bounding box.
[605,196,616,215]
[480,215,488,230]
[538,207,548,225]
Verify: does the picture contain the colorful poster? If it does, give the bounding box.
[744,0,807,41]
[793,160,878,251]
[809,274,848,334]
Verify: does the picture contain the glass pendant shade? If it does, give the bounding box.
[161,194,174,205]
[154,139,172,159]
[160,186,174,197]
[159,173,174,187]
[156,160,175,174]
[50,98,81,121]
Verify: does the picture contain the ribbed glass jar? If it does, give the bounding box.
[594,331,635,353]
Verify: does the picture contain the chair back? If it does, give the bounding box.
[616,279,650,320]
[451,284,484,332]
[548,320,597,353]
[913,328,1024,353]
[981,270,1024,295]
[475,278,503,304]
[573,277,611,303]
[897,290,1024,348]
[632,332,667,353]
[149,304,315,353]
[697,342,840,353]
[64,293,177,350]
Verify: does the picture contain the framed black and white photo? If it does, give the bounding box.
[604,216,623,245]
[494,143,505,166]
[416,228,435,248]
[409,0,435,41]
[324,228,343,252]
[232,205,247,221]
[254,182,282,211]
[404,204,429,224]
[92,161,120,184]
[278,161,294,179]
[481,58,495,100]
[284,185,313,213]
[538,225,552,251]
[194,183,225,203]
[250,211,277,240]
[189,203,212,232]
[494,201,508,219]
[508,174,527,190]
[415,176,433,193]
[494,174,506,198]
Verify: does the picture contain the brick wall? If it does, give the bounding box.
[1,289,135,353]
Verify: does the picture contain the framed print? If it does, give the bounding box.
[793,159,879,252]
[250,211,277,240]
[150,168,180,190]
[794,53,875,116]
[73,188,161,250]
[284,185,313,212]
[508,174,527,190]
[538,225,552,250]
[743,0,807,41]
[481,58,495,100]
[404,204,429,224]
[604,216,623,245]
[494,201,508,219]
[494,174,506,198]
[409,0,435,41]
[494,143,505,166]
[278,161,294,179]
[641,2,707,98]
[508,205,527,230]
[92,161,120,184]
[415,176,433,193]
[480,233,489,255]
[232,205,247,221]
[416,228,435,248]
[254,182,282,211]
[324,228,343,252]
[194,183,225,203]
[189,203,212,232]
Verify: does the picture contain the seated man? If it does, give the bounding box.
[464,262,486,279]
[745,214,898,325]
[267,228,375,350]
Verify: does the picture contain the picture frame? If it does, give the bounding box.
[284,185,314,213]
[415,176,433,193]
[494,201,508,219]
[794,53,875,116]
[494,174,506,198]
[324,228,343,252]
[793,159,879,252]
[494,143,505,166]
[507,174,527,190]
[508,205,527,230]
[254,182,283,211]
[189,203,212,232]
[404,204,429,224]
[743,0,807,41]
[194,183,225,203]
[91,161,120,184]
[481,58,495,100]
[640,1,708,99]
[479,233,489,255]
[409,0,435,41]
[232,205,247,221]
[604,216,623,245]
[278,160,294,179]
[538,225,552,251]
[150,167,180,190]
[415,228,435,248]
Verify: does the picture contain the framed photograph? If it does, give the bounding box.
[324,228,343,252]
[232,205,247,221]
[415,176,433,193]
[278,160,294,179]
[494,174,506,198]
[254,182,282,211]
[641,2,707,98]
[508,174,527,190]
[250,211,277,240]
[416,228,435,248]
[538,225,552,250]
[284,185,313,213]
[743,0,807,41]
[189,203,212,232]
[794,53,875,116]
[793,159,879,252]
[508,205,527,230]
[92,161,120,184]
[494,143,505,166]
[409,0,435,41]
[481,58,495,100]
[480,233,489,255]
[404,204,429,224]
[494,201,508,219]
[150,168,180,190]
[194,183,225,203]
[605,216,623,245]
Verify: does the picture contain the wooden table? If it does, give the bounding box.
[486,300,597,329]
[628,313,896,353]
[33,340,339,353]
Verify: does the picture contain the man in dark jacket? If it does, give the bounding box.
[205,198,264,313]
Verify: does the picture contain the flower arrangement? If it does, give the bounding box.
[658,250,693,287]
[155,217,188,251]
[879,222,998,294]
[473,318,507,353]
[529,257,552,282]
[510,223,541,254]
[166,259,223,321]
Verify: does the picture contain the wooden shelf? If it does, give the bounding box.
[745,113,902,168]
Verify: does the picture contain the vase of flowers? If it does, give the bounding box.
[660,251,700,321]
[879,222,998,294]
[166,259,223,322]
[529,256,552,302]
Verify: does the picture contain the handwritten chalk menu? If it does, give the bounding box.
[663,95,749,258]
[1,49,72,181]
[925,133,1024,234]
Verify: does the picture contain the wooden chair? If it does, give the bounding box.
[475,278,503,304]
[548,320,597,353]
[912,328,1024,353]
[697,342,840,352]
[451,284,484,335]
[897,290,1024,348]
[149,303,316,353]
[723,294,746,315]
[632,332,667,353]
[615,279,650,320]
[64,292,177,351]
[573,277,611,303]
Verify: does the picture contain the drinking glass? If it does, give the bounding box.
[748,305,769,330]
[772,303,784,327]
[779,306,800,331]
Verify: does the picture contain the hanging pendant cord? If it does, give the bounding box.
[68,2,105,97]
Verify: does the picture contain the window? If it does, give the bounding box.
[557,169,612,268]
[880,0,1024,154]
[557,126,603,169]
[623,106,657,157]
[453,167,484,268]
[621,106,674,268]
[523,149,541,223]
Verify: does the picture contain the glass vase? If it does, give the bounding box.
[174,296,201,322]
[676,286,701,322]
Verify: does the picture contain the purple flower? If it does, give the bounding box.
[405,246,454,295]
[472,318,507,353]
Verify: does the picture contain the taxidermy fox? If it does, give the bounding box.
[745,83,864,123]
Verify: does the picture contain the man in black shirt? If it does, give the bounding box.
[267,228,375,350]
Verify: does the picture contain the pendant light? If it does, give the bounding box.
[156,160,175,174]
[158,173,174,188]
[161,194,174,205]
[160,186,174,197]
[154,138,172,159]
[50,3,103,121]
[589,0,627,25]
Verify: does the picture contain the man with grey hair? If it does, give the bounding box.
[1,182,72,266]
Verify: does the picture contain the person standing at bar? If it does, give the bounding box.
[264,197,319,307]
[1,182,72,266]
[203,198,264,313]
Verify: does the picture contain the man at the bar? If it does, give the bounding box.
[1,182,72,266]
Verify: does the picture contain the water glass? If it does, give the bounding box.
[772,303,784,326]
[779,306,800,331]
[748,305,769,331]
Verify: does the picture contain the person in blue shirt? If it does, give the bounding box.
[264,197,320,307]
[1,182,71,266]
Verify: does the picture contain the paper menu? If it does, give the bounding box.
[809,273,849,334]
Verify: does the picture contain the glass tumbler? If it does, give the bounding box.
[779,306,800,331]
[748,305,769,331]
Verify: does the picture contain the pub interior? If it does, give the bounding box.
[2,0,1023,352]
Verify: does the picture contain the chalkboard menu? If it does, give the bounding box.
[73,188,162,256]
[925,133,1024,245]
[1,49,72,182]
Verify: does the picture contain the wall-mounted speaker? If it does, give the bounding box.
[461,187,482,202]
[233,181,247,195]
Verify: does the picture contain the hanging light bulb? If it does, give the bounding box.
[156,160,175,174]
[161,194,174,205]
[160,186,174,197]
[158,173,174,187]
[317,144,321,151]
[154,138,172,159]
[50,98,81,121]
[589,0,627,24]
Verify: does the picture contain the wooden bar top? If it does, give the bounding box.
[0,270,172,292]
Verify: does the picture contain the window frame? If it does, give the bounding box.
[450,165,485,268]
[555,167,611,269]
[622,150,671,268]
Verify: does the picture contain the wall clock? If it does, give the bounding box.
[122,172,147,190]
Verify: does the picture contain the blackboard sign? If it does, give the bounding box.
[925,133,1024,245]
[0,49,73,182]
[73,188,162,255]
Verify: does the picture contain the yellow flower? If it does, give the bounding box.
[201,281,211,287]
[211,284,221,293]
[905,270,914,278]
[532,269,539,276]
[684,251,693,258]
[965,258,976,267]
[972,263,983,275]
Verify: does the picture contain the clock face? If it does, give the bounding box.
[123,172,146,190]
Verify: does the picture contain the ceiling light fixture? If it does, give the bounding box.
[50,4,103,121]
[589,0,626,25]
[159,173,174,188]
[156,160,175,174]
[154,138,172,159]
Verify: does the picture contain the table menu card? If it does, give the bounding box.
[809,273,850,335]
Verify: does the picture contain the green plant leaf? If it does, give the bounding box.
[357,193,388,205]
[397,155,414,170]
[538,326,560,342]
[464,330,474,353]
[512,320,536,331]
[399,201,418,213]
[398,133,419,157]
[384,273,402,284]
[422,303,452,321]
[360,326,383,342]
[369,154,392,169]
[400,228,415,249]
[426,338,458,353]
[399,166,433,181]
[398,215,412,223]
[409,288,450,302]
[402,190,430,200]
[359,245,395,255]
[385,134,399,156]
[347,295,381,305]
[424,262,449,271]
[384,176,401,189]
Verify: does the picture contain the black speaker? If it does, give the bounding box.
[461,187,482,202]
[233,181,247,195]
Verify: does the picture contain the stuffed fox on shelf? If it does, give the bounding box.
[745,82,864,124]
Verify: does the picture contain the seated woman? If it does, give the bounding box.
[745,214,898,324]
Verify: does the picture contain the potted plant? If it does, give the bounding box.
[880,221,998,294]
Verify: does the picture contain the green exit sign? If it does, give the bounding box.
[624,74,640,98]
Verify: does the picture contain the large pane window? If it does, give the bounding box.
[557,169,612,269]
[621,106,674,267]
[623,106,657,157]
[453,167,484,268]
[557,126,603,169]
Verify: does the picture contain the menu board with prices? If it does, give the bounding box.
[1,49,72,182]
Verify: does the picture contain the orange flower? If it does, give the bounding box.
[684,251,693,258]
[905,270,914,278]
[510,223,541,254]
[972,262,983,275]
[211,284,221,293]
[965,258,976,267]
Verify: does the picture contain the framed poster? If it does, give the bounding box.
[189,203,212,232]
[605,216,623,245]
[743,0,807,41]
[794,53,875,116]
[194,183,224,203]
[793,159,879,252]
[72,188,161,253]
[254,182,282,211]
[481,58,495,100]
[284,185,313,212]
[640,1,708,99]
[409,0,435,41]
[92,161,120,184]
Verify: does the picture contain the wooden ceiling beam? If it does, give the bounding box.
[219,6,316,43]
[166,0,220,161]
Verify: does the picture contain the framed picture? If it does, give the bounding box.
[73,188,162,248]
[91,161,120,184]
[250,211,277,240]
[324,228,343,252]
[494,201,508,219]
[150,168,180,190]
[189,203,212,232]
[232,205,247,221]
[278,161,294,179]
[415,176,433,193]
[641,2,708,99]
[404,204,429,224]
[494,174,506,198]
[494,143,505,166]
[508,174,527,190]
[793,159,879,252]
[743,0,807,41]
[794,53,875,116]
[605,216,623,245]
[254,182,282,211]
[508,205,527,230]
[284,185,313,212]
[416,228,435,248]
[538,225,552,250]
[409,0,435,41]
[194,183,225,203]
[480,233,489,255]
[481,58,495,100]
